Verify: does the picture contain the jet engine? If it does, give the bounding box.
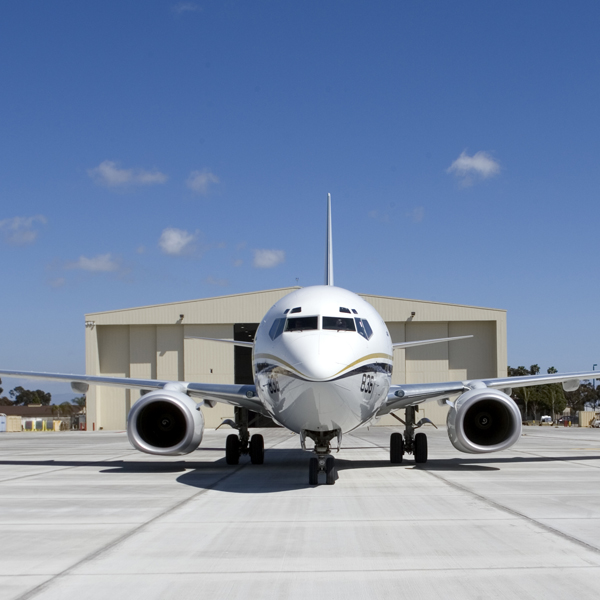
[127,389,204,456]
[446,387,521,454]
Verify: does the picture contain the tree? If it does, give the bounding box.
[52,402,76,418]
[73,395,86,409]
[508,364,566,421]
[564,381,600,412]
[9,386,52,406]
[508,366,541,419]
[0,377,12,405]
[540,367,566,419]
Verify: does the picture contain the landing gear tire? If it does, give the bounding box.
[325,456,336,485]
[226,434,240,465]
[390,432,404,464]
[250,434,264,464]
[414,432,428,464]
[309,457,319,485]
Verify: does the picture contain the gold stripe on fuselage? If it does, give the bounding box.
[253,352,393,381]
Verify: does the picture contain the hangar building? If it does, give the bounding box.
[84,287,506,431]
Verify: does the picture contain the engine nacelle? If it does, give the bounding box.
[447,388,521,454]
[127,389,204,456]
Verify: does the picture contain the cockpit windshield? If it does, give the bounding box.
[355,318,373,340]
[323,316,356,332]
[269,318,286,340]
[285,316,319,332]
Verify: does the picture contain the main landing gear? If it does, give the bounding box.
[219,408,265,465]
[303,429,340,485]
[389,406,437,465]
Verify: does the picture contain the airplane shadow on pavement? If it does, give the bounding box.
[1,450,598,493]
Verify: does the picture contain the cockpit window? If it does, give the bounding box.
[339,307,351,314]
[269,318,286,340]
[323,316,356,331]
[285,316,318,331]
[355,318,373,340]
[283,309,290,314]
[351,309,358,314]
[290,307,302,314]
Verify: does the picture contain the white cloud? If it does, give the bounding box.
[407,207,424,223]
[447,151,500,186]
[205,276,229,287]
[67,253,120,272]
[368,209,390,224]
[159,227,196,256]
[173,2,200,14]
[0,215,47,245]
[88,160,168,187]
[187,169,219,195]
[48,277,66,288]
[253,249,285,269]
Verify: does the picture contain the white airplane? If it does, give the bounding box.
[1,195,597,485]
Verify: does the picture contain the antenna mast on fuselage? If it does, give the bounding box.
[325,193,334,286]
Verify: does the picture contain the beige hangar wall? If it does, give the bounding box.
[84,288,506,431]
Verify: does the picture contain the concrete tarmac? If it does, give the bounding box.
[1,426,600,599]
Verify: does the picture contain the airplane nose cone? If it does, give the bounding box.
[282,332,358,381]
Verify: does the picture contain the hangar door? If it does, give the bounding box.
[234,323,278,427]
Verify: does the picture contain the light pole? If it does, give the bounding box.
[594,364,598,391]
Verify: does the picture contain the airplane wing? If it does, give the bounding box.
[0,369,266,416]
[392,335,472,350]
[379,369,599,415]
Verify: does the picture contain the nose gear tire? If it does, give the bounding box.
[309,457,319,485]
[325,456,336,485]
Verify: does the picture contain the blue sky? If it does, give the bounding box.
[1,1,599,399]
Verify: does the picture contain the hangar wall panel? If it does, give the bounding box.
[387,322,406,385]
[183,324,235,427]
[405,322,450,384]
[85,325,99,431]
[156,325,184,381]
[129,326,157,405]
[96,326,130,431]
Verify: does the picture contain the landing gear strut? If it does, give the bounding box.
[389,406,435,465]
[303,429,340,485]
[221,408,264,465]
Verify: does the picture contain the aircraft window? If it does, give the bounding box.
[339,307,351,314]
[285,316,318,331]
[269,318,286,340]
[290,307,302,314]
[351,309,358,314]
[323,316,356,331]
[355,318,373,340]
[284,309,289,314]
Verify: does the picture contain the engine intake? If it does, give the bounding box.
[127,389,204,456]
[447,388,521,454]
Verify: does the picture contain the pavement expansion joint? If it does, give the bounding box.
[422,467,600,558]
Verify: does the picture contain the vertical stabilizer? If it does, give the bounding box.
[325,193,334,286]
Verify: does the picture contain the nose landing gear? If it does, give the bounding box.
[308,454,336,485]
[303,429,340,485]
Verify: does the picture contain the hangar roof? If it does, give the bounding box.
[85,287,505,326]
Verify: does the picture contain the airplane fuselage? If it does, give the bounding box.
[253,285,393,435]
